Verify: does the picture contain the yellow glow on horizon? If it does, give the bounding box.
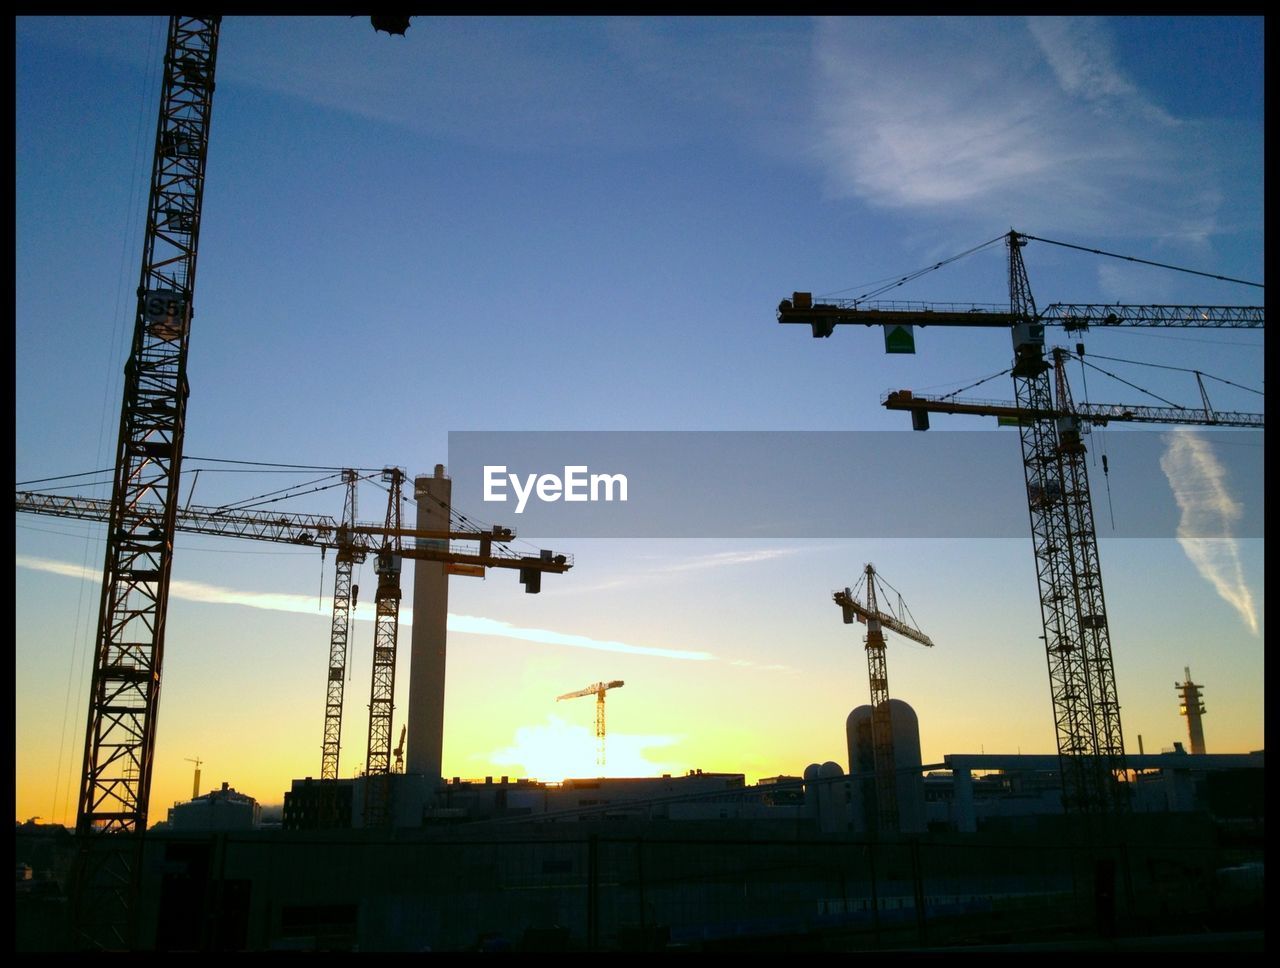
[481,715,686,783]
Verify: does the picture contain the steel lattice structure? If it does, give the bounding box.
[17,479,574,832]
[880,391,1263,429]
[322,471,363,782]
[14,490,571,570]
[1008,234,1123,816]
[363,469,404,827]
[1052,349,1128,813]
[1044,303,1264,329]
[557,681,625,770]
[70,16,220,948]
[862,576,899,834]
[777,299,1262,332]
[834,566,933,835]
[779,230,1262,821]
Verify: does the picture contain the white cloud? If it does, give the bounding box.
[810,17,1230,240]
[15,554,714,660]
[1158,431,1259,634]
[564,547,803,595]
[447,613,713,661]
[652,548,801,573]
[1026,17,1172,122]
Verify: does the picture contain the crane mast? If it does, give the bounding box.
[860,569,897,832]
[363,469,405,827]
[1006,234,1121,816]
[69,16,220,949]
[79,13,219,839]
[322,470,363,782]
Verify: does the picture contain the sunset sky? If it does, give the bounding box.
[15,16,1263,825]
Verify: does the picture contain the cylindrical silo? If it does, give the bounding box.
[846,699,925,834]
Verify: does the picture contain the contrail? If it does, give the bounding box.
[1158,431,1259,635]
[446,614,712,661]
[566,547,804,594]
[16,555,714,661]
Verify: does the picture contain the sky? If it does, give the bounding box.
[14,16,1264,826]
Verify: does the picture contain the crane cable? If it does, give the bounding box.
[867,569,926,640]
[16,467,115,487]
[400,487,539,559]
[1076,359,1184,410]
[209,472,344,512]
[1075,346,1116,530]
[819,234,1007,303]
[935,367,1013,402]
[184,455,387,472]
[1021,234,1263,289]
[1071,352,1263,397]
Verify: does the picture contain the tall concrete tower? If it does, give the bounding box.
[1176,666,1206,755]
[406,465,450,782]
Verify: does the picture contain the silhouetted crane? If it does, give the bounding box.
[835,565,933,833]
[557,681,625,770]
[780,229,1262,820]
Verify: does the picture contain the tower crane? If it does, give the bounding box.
[37,13,411,949]
[779,230,1263,821]
[834,565,933,834]
[16,475,572,822]
[393,725,408,774]
[62,17,221,950]
[557,680,624,770]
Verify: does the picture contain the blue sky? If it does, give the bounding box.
[14,16,1263,822]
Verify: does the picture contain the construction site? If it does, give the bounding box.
[14,16,1264,952]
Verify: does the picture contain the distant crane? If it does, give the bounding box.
[779,229,1263,821]
[558,681,625,769]
[184,757,202,800]
[393,726,407,774]
[835,565,933,834]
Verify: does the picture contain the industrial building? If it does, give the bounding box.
[113,737,1262,952]
[164,782,262,832]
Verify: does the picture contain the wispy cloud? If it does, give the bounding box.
[810,17,1232,241]
[729,659,795,674]
[1026,18,1172,122]
[1158,432,1259,634]
[448,614,712,661]
[15,555,713,661]
[647,548,802,573]
[568,547,804,595]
